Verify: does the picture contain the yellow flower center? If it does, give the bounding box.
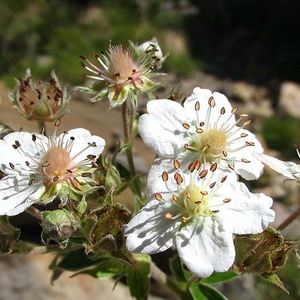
[108,47,138,81]
[42,146,72,178]
[192,129,227,161]
[178,184,212,217]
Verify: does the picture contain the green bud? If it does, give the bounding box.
[42,209,77,243]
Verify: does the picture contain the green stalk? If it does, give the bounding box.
[121,102,143,204]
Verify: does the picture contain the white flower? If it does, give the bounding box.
[257,148,300,183]
[0,128,105,216]
[124,160,275,278]
[138,87,264,180]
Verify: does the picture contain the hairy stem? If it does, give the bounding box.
[277,206,300,231]
[150,262,185,300]
[121,102,143,201]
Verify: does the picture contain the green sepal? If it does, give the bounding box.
[260,273,289,294]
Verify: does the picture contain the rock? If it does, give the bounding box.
[232,81,268,103]
[279,82,300,117]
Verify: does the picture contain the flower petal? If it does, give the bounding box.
[138,100,187,157]
[61,128,105,165]
[229,129,264,180]
[124,199,180,254]
[0,176,43,216]
[216,182,275,234]
[176,217,235,278]
[255,153,297,180]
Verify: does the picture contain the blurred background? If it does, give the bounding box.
[0,1,299,299]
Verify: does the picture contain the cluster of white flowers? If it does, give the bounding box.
[125,87,276,278]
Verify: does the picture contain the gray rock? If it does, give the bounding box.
[279,82,300,117]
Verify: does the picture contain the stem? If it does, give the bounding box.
[26,206,42,221]
[150,262,185,300]
[277,207,300,231]
[121,102,143,201]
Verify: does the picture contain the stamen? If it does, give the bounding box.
[220,107,226,114]
[182,122,190,129]
[220,175,227,183]
[208,96,216,107]
[196,128,203,133]
[210,163,217,172]
[209,182,216,188]
[173,159,181,169]
[174,172,183,184]
[164,212,173,220]
[154,193,162,201]
[162,171,169,182]
[223,198,231,203]
[241,158,251,163]
[195,101,200,111]
[199,169,208,178]
[222,150,227,157]
[245,141,255,146]
[9,163,15,169]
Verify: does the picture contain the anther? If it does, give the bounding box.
[88,142,97,147]
[42,161,50,168]
[195,101,200,111]
[209,182,216,189]
[70,136,75,141]
[241,158,251,163]
[173,159,181,169]
[202,144,210,152]
[9,163,15,169]
[212,210,220,214]
[184,143,189,150]
[194,160,201,171]
[221,176,227,183]
[220,107,226,115]
[15,141,21,147]
[181,216,189,222]
[53,176,59,181]
[208,96,216,107]
[182,122,190,129]
[79,55,86,60]
[240,133,248,138]
[25,161,30,167]
[199,122,205,127]
[174,172,183,184]
[199,169,208,178]
[162,171,169,182]
[222,150,227,157]
[172,195,178,202]
[154,193,162,201]
[239,113,248,118]
[188,161,198,172]
[54,119,61,127]
[245,141,255,146]
[194,200,202,204]
[28,179,34,185]
[210,163,217,172]
[164,212,173,220]
[223,198,232,203]
[196,128,203,133]
[200,191,208,195]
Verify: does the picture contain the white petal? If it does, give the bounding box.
[0,176,43,216]
[217,182,275,234]
[255,153,296,180]
[229,129,264,180]
[124,199,180,254]
[138,100,187,157]
[0,132,45,174]
[176,217,235,278]
[61,128,105,165]
[184,88,235,127]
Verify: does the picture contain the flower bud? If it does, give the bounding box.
[42,209,77,243]
[9,69,70,121]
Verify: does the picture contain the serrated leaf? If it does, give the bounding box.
[189,283,229,300]
[201,272,237,284]
[260,273,289,294]
[127,253,151,300]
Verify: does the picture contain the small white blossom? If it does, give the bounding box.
[124,160,275,278]
[0,128,105,216]
[138,87,264,180]
[257,147,300,183]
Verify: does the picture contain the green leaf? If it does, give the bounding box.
[201,272,237,284]
[127,253,151,300]
[169,254,186,284]
[260,273,289,294]
[189,283,229,300]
